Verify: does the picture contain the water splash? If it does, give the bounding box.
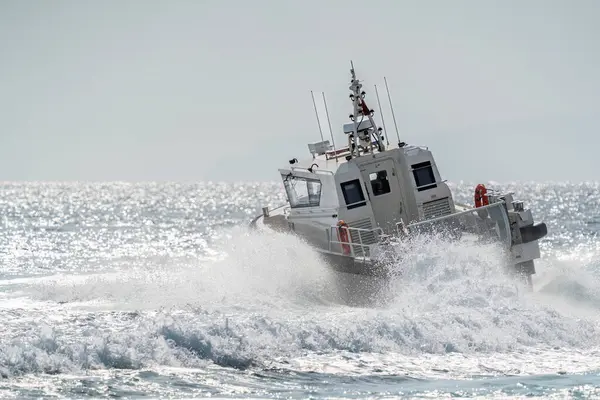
[2,224,600,379]
[2,182,600,400]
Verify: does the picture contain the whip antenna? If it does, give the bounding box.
[321,92,338,162]
[310,90,324,141]
[374,84,390,146]
[384,77,402,146]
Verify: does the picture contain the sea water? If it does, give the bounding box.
[1,181,599,398]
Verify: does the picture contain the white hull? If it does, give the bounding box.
[253,63,548,291]
[251,199,546,289]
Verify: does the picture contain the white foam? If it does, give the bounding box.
[2,223,600,378]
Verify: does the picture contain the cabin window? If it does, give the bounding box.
[341,179,366,209]
[282,175,322,208]
[369,170,391,196]
[412,161,437,191]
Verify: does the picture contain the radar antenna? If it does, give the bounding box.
[347,61,386,158]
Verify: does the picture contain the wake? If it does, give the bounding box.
[1,225,600,377]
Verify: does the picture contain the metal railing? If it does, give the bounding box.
[327,224,384,259]
[400,201,511,247]
[324,202,512,261]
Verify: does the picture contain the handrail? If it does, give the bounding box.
[288,209,338,219]
[325,146,351,160]
[402,201,511,247]
[327,224,384,258]
[328,239,371,259]
[408,201,504,227]
[290,166,335,176]
[403,145,429,154]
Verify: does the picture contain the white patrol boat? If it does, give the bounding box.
[251,63,548,289]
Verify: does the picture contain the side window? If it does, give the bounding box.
[412,161,437,191]
[282,175,322,208]
[369,170,391,196]
[341,179,366,209]
[307,180,321,205]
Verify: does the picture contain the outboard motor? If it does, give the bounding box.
[485,187,548,287]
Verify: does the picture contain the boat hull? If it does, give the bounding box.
[316,250,391,277]
[250,211,536,289]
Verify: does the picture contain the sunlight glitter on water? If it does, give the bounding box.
[1,182,600,398]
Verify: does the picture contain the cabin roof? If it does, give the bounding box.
[279,142,430,177]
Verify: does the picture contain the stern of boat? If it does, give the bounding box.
[439,186,548,288]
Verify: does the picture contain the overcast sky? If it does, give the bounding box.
[1,0,598,182]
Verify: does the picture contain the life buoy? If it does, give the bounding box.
[474,184,489,208]
[337,220,351,255]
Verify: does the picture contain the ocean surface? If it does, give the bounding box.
[1,181,600,399]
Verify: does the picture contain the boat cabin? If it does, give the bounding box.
[258,63,547,288]
[274,65,457,253]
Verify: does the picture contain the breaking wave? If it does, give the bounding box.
[2,225,600,378]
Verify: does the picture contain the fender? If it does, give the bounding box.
[474,184,489,208]
[337,220,352,255]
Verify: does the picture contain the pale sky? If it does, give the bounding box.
[1,0,598,182]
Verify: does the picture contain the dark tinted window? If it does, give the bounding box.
[412,161,437,191]
[369,170,391,196]
[341,179,366,209]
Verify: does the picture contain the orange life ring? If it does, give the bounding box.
[474,184,489,208]
[337,220,351,255]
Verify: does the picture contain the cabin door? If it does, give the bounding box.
[360,159,405,234]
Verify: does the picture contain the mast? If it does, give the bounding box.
[347,61,386,159]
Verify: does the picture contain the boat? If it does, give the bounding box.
[250,63,548,290]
